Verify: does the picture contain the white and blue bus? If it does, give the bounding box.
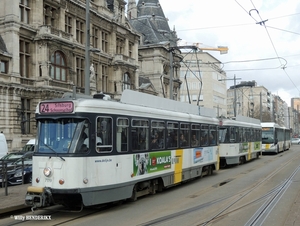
[261,122,289,154]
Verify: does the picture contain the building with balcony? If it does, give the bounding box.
[0,0,140,150]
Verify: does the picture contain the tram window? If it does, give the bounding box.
[180,123,189,147]
[242,128,247,142]
[191,124,200,147]
[256,129,261,141]
[78,123,89,153]
[96,117,112,152]
[250,129,254,142]
[39,119,77,153]
[151,121,165,150]
[209,125,217,146]
[167,122,178,148]
[219,127,227,143]
[230,127,236,143]
[234,127,239,142]
[132,119,149,151]
[116,118,128,152]
[201,125,209,146]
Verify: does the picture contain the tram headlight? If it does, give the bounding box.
[43,167,52,177]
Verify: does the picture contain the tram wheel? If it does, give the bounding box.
[129,185,137,202]
[208,166,213,175]
[239,156,246,165]
[256,152,260,159]
[220,159,227,168]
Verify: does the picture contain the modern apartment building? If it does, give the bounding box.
[227,81,272,119]
[179,52,227,117]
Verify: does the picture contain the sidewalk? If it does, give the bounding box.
[0,184,29,215]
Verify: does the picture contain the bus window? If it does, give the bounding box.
[116,118,129,152]
[132,119,149,151]
[96,117,112,152]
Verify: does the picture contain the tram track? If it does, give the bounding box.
[2,151,298,226]
[137,151,300,226]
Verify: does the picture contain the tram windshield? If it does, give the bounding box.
[262,129,274,144]
[36,118,88,154]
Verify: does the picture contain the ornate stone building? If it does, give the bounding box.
[0,0,140,150]
[128,0,183,99]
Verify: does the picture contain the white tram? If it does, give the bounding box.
[25,90,220,209]
[261,122,290,154]
[218,116,262,167]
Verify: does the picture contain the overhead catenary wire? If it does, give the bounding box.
[234,0,300,95]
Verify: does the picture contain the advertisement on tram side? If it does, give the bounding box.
[133,151,172,176]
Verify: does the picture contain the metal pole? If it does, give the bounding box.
[218,75,241,118]
[169,47,173,100]
[233,75,237,117]
[260,92,262,121]
[85,0,90,95]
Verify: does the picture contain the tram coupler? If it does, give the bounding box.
[25,186,53,210]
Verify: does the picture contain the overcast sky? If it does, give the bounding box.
[129,0,300,106]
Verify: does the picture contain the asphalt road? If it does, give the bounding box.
[1,145,300,226]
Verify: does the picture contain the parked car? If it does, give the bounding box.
[291,137,300,145]
[11,138,36,153]
[0,132,8,159]
[1,150,33,162]
[0,152,32,186]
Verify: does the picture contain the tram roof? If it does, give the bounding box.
[120,90,215,117]
[261,122,286,129]
[37,90,219,123]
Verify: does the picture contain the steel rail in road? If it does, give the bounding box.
[245,164,300,226]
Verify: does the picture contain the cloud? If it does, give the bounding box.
[157,0,300,106]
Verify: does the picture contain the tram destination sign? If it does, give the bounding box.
[39,101,74,114]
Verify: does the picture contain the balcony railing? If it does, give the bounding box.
[38,25,72,41]
[113,54,136,66]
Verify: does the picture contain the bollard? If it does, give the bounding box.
[1,159,4,188]
[4,162,8,196]
[22,158,24,185]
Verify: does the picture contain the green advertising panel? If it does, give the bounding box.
[133,151,172,176]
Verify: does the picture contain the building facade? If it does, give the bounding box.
[128,0,183,99]
[291,98,300,135]
[227,81,272,120]
[179,51,227,117]
[0,0,140,150]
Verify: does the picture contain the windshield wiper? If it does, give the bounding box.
[41,142,65,161]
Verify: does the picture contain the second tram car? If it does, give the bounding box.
[261,122,289,154]
[218,116,262,167]
[25,90,220,209]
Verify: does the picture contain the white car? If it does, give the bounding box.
[291,138,300,144]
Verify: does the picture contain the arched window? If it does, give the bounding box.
[123,72,131,90]
[50,51,67,81]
